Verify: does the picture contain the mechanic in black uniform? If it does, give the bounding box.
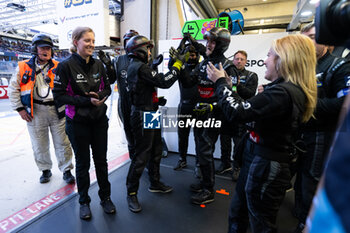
[53,27,115,220]
[208,34,318,233]
[113,29,138,159]
[173,44,200,171]
[181,27,239,205]
[217,50,258,178]
[293,23,350,233]
[125,35,186,213]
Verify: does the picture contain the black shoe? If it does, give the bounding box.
[80,204,92,220]
[127,195,142,213]
[194,166,202,179]
[231,167,240,181]
[191,189,215,205]
[40,170,52,183]
[293,222,305,233]
[100,197,116,214]
[148,182,173,193]
[173,160,187,170]
[215,163,233,175]
[63,170,75,184]
[190,183,203,193]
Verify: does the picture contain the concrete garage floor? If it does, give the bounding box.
[0,94,130,232]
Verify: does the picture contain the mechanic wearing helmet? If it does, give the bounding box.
[125,35,185,213]
[8,33,75,184]
[181,27,239,205]
[112,29,138,159]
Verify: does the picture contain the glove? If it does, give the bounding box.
[158,96,167,106]
[151,54,164,70]
[193,103,213,116]
[169,46,190,70]
[177,37,187,53]
[97,50,111,66]
[183,32,197,45]
[98,50,116,83]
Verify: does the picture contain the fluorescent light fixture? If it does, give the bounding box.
[260,19,265,24]
[6,3,26,12]
[309,0,319,4]
[301,11,313,17]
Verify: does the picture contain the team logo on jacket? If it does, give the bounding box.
[198,86,214,98]
[77,74,84,79]
[143,110,161,129]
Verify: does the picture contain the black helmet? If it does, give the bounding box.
[126,35,154,63]
[203,27,231,56]
[32,33,53,47]
[123,29,139,48]
[31,33,53,56]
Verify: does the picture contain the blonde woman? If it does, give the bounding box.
[207,34,317,233]
[53,27,115,220]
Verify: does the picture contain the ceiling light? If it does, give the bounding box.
[260,19,264,24]
[6,3,26,12]
[309,0,319,4]
[301,11,313,17]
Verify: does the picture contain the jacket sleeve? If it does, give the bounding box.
[316,62,350,118]
[237,72,258,100]
[138,63,179,89]
[8,66,24,111]
[215,78,291,124]
[53,62,92,107]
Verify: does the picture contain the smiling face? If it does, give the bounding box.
[206,39,216,57]
[74,31,95,60]
[264,47,279,82]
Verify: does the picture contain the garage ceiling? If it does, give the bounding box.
[0,0,121,40]
[208,0,317,33]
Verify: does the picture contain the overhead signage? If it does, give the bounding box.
[56,0,110,49]
[181,17,229,40]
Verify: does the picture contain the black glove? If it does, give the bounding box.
[169,47,189,64]
[193,103,213,116]
[151,54,164,70]
[183,33,197,45]
[98,50,116,83]
[177,37,187,54]
[158,96,167,106]
[98,50,111,66]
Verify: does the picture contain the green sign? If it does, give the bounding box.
[181,17,229,40]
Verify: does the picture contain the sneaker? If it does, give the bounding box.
[190,183,203,193]
[127,195,142,213]
[194,166,202,179]
[173,160,187,170]
[191,189,215,205]
[100,197,116,214]
[80,204,92,220]
[232,167,240,181]
[215,163,233,175]
[148,182,173,193]
[63,170,75,184]
[39,170,52,183]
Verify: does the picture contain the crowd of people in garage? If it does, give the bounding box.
[6,22,350,233]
